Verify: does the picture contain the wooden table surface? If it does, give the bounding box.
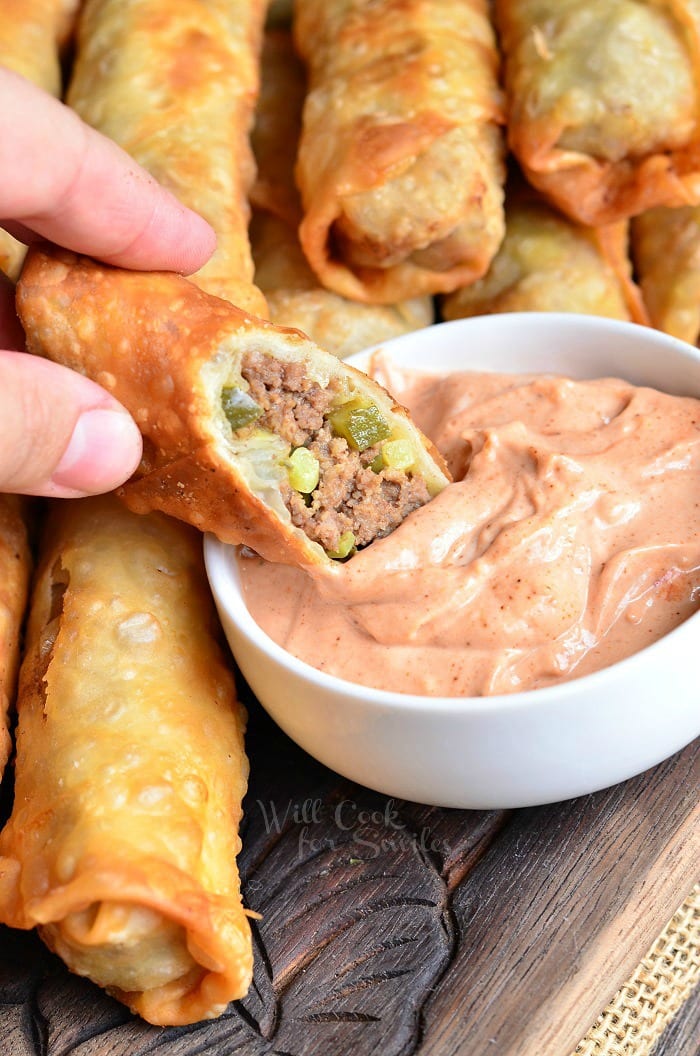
[1,683,698,1056]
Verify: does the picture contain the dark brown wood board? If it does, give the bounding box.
[0,688,697,1056]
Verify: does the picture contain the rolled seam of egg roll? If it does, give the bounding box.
[67,0,268,316]
[250,30,433,356]
[631,205,700,343]
[495,0,700,225]
[293,0,506,303]
[442,184,649,322]
[0,496,31,779]
[0,497,252,1025]
[0,1,82,280]
[16,248,450,569]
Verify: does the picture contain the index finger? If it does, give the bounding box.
[0,66,216,274]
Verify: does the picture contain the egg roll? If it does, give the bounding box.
[17,248,450,569]
[67,0,268,316]
[293,0,506,304]
[631,205,700,343]
[495,0,700,226]
[0,496,252,1025]
[0,0,82,281]
[250,30,433,357]
[0,495,31,780]
[442,185,648,322]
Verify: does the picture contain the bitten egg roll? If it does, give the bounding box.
[250,30,433,357]
[67,0,268,316]
[0,497,252,1025]
[17,248,450,569]
[0,495,31,780]
[293,0,506,303]
[495,0,700,226]
[0,0,82,281]
[631,206,700,343]
[442,184,648,322]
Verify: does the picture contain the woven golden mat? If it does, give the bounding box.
[573,884,700,1056]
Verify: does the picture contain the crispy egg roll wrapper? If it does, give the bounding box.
[442,187,648,322]
[250,30,433,357]
[0,496,31,778]
[631,205,700,343]
[0,497,252,1025]
[67,0,268,316]
[495,0,700,226]
[17,248,449,569]
[0,0,82,281]
[293,0,506,304]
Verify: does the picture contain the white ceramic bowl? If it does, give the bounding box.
[205,313,700,809]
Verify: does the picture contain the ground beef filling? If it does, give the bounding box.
[241,352,431,552]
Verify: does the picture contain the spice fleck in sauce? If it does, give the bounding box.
[239,368,700,696]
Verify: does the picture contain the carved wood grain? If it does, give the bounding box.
[0,690,697,1056]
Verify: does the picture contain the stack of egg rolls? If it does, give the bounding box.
[0,0,82,280]
[250,30,433,358]
[67,0,268,316]
[0,497,252,1025]
[0,496,31,780]
[496,0,700,226]
[443,183,648,322]
[293,0,506,303]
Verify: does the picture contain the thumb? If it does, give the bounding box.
[0,350,142,498]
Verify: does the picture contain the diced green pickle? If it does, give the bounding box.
[326,530,356,560]
[287,446,320,493]
[328,398,391,452]
[381,439,414,471]
[221,385,263,431]
[370,453,384,473]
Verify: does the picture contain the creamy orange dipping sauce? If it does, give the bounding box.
[239,367,700,696]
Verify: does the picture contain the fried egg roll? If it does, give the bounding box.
[0,0,82,281]
[293,0,506,303]
[250,30,433,357]
[631,206,700,343]
[17,248,449,569]
[67,0,268,316]
[0,497,252,1025]
[442,186,648,322]
[495,0,700,226]
[0,496,31,779]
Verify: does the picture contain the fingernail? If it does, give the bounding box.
[51,408,142,493]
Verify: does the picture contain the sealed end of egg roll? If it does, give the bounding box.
[250,30,434,357]
[442,183,649,323]
[293,0,506,303]
[17,248,450,569]
[631,205,700,344]
[495,0,700,226]
[0,497,252,1025]
[67,0,268,316]
[0,495,32,779]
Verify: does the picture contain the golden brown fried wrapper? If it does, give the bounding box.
[0,497,252,1026]
[0,495,31,779]
[293,0,506,304]
[250,30,433,357]
[631,205,700,344]
[496,0,700,226]
[0,0,82,281]
[17,248,449,569]
[442,185,648,323]
[67,0,268,316]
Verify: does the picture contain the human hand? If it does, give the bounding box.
[0,66,216,498]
